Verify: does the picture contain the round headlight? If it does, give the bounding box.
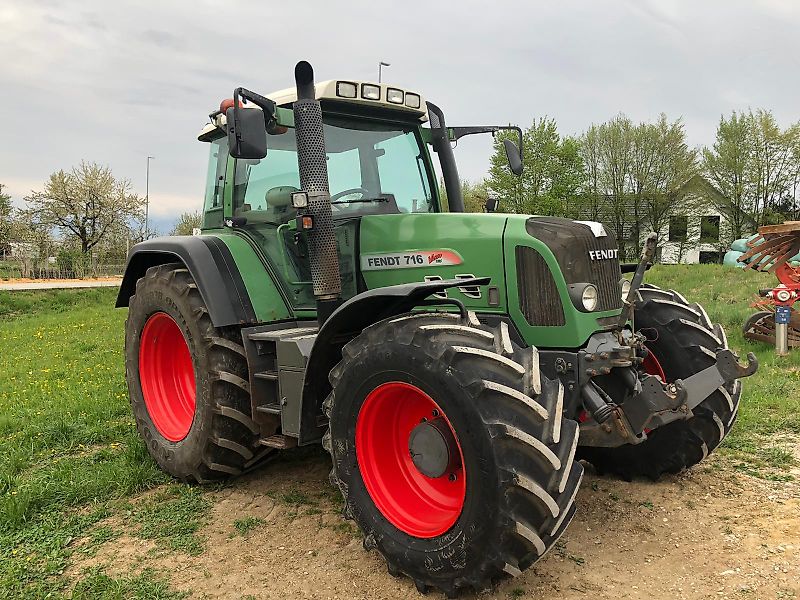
[776,289,792,302]
[582,284,599,311]
[620,278,631,300]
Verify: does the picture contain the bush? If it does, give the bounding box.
[56,249,90,278]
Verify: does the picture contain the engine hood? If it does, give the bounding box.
[358,212,510,312]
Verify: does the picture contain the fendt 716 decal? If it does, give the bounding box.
[361,250,463,271]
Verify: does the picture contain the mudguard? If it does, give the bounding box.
[116,236,257,327]
[297,276,490,444]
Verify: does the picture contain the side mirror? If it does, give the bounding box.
[503,139,523,176]
[484,197,499,213]
[226,107,267,159]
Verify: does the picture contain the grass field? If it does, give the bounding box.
[0,265,798,598]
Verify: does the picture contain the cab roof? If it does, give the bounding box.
[199,79,428,141]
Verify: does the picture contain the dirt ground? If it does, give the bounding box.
[72,446,800,600]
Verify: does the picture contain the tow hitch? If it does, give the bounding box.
[580,347,757,447]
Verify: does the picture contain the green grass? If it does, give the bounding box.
[0,288,171,598]
[126,485,211,556]
[71,567,186,600]
[0,288,117,322]
[0,266,797,596]
[278,488,315,507]
[232,516,265,538]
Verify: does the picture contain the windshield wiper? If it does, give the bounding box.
[330,197,389,205]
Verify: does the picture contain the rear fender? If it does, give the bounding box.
[116,236,257,327]
[297,277,489,444]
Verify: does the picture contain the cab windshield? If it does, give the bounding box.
[233,116,435,221]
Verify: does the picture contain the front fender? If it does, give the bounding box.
[297,276,489,444]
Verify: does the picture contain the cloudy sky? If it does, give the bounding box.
[1,0,798,231]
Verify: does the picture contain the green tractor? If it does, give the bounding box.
[118,61,757,595]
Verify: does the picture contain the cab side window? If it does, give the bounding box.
[202,138,229,228]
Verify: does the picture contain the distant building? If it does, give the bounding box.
[7,241,36,258]
[574,175,732,265]
[657,209,726,264]
[652,175,731,265]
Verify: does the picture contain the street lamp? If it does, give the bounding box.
[378,61,390,83]
[145,156,154,239]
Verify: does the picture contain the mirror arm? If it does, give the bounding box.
[232,87,278,130]
[449,126,500,138]
[449,125,523,160]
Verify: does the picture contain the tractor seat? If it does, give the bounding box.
[234,186,299,224]
[264,185,298,223]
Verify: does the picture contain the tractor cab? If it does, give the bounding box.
[200,81,438,219]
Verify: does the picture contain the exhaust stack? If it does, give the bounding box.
[293,61,342,323]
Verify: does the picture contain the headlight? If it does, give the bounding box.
[620,278,631,300]
[405,93,421,108]
[336,81,357,98]
[291,191,309,209]
[386,88,404,104]
[582,285,599,311]
[361,84,381,100]
[776,289,792,302]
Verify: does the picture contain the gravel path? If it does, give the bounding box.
[0,279,122,291]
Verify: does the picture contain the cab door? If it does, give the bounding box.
[201,137,229,230]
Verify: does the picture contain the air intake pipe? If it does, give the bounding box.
[293,61,342,324]
[426,102,464,212]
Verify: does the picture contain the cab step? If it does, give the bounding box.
[259,435,297,450]
[254,371,279,381]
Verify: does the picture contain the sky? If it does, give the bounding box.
[1,0,799,232]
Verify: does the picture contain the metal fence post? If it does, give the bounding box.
[775,305,791,356]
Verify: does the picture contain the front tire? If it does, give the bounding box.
[125,263,276,482]
[323,313,582,596]
[579,284,741,480]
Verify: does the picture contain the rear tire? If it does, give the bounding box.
[125,263,276,483]
[579,284,741,480]
[323,313,582,596]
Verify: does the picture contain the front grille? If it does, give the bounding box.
[522,217,623,314]
[516,246,565,326]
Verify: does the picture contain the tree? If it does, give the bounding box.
[486,117,585,216]
[439,179,490,213]
[25,162,143,254]
[580,125,603,222]
[0,183,12,253]
[552,136,587,219]
[577,114,697,261]
[701,112,755,241]
[591,114,635,259]
[749,110,800,224]
[170,211,203,236]
[701,109,800,240]
[635,115,698,253]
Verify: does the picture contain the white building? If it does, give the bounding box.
[654,176,732,264]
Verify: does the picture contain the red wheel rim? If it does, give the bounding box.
[355,382,466,538]
[642,345,666,381]
[139,312,196,442]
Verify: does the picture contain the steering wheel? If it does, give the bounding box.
[331,187,369,202]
